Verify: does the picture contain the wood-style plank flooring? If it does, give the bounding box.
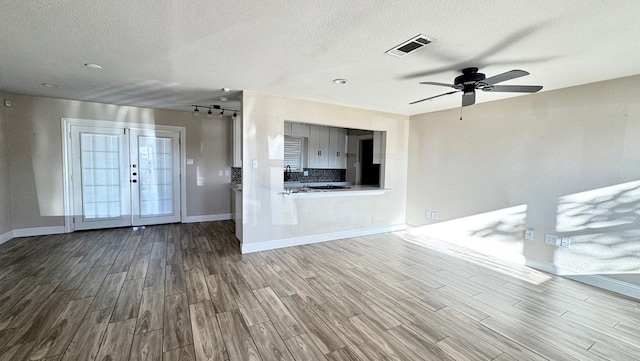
[1,221,640,360]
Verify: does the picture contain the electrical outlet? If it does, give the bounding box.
[425,210,431,218]
[218,170,223,176]
[524,229,535,240]
[4,100,12,107]
[303,171,309,176]
[252,160,258,168]
[431,211,439,220]
[561,237,571,248]
[225,170,230,176]
[545,234,559,246]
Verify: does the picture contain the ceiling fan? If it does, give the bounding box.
[410,67,543,107]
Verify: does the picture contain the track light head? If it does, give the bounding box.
[232,111,238,118]
[219,110,224,118]
[193,106,200,117]
[207,107,213,117]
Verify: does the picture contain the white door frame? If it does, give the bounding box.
[61,117,187,233]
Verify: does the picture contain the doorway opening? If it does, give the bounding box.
[360,138,380,186]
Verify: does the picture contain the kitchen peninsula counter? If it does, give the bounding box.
[281,183,388,198]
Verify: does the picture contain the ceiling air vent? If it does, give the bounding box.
[385,34,433,57]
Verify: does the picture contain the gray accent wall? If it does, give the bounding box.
[0,96,11,235]
[0,91,232,231]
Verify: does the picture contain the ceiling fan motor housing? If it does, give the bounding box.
[454,67,486,92]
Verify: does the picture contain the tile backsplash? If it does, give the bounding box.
[233,167,344,184]
[286,168,345,183]
[231,167,242,184]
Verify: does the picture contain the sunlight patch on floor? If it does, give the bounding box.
[401,204,552,285]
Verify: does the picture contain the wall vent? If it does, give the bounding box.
[385,34,433,57]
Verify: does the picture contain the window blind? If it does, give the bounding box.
[284,136,303,171]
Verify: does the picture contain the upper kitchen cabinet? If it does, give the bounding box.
[329,127,347,169]
[308,125,330,168]
[285,122,351,170]
[284,121,310,137]
[304,123,347,169]
[231,115,242,167]
[307,125,347,169]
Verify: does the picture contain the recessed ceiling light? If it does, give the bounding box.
[41,83,58,88]
[222,88,230,93]
[84,63,103,70]
[333,78,347,84]
[219,97,228,102]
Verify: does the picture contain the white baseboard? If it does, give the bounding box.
[0,225,68,245]
[183,213,232,223]
[0,230,14,245]
[525,257,640,301]
[241,224,408,254]
[13,226,67,238]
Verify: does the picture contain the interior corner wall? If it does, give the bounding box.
[0,93,11,236]
[406,74,640,286]
[2,92,232,231]
[241,92,410,245]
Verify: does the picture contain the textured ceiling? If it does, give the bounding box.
[2,1,640,115]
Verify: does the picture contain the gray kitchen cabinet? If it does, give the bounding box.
[329,127,347,169]
[232,115,242,167]
[308,125,330,168]
[284,121,310,137]
[308,125,347,169]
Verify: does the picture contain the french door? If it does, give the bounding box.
[69,124,181,230]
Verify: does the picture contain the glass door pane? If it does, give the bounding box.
[130,129,181,226]
[71,126,131,230]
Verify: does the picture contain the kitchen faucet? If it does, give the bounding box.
[284,165,292,181]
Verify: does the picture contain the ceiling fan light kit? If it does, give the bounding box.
[411,67,543,107]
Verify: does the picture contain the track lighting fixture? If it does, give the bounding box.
[191,104,240,118]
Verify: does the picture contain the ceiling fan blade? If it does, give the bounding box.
[419,81,458,88]
[481,70,529,85]
[462,91,475,107]
[482,85,543,93]
[409,90,459,105]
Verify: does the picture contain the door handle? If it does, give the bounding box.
[131,179,137,183]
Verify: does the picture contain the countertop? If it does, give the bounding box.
[281,184,389,198]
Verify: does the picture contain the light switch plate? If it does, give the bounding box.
[303,171,309,176]
[425,210,431,218]
[561,237,571,248]
[186,158,194,165]
[252,160,258,168]
[524,229,535,240]
[545,234,559,246]
[218,170,223,176]
[4,100,11,107]
[431,211,439,220]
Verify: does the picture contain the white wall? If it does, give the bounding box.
[407,75,640,285]
[1,91,232,232]
[241,92,410,246]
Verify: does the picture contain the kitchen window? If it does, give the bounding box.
[284,136,304,171]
